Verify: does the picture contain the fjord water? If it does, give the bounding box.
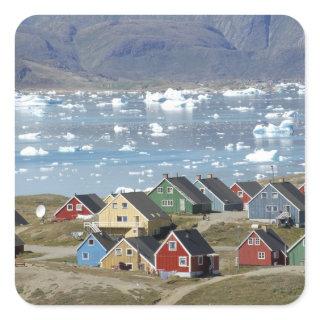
[15,87,304,196]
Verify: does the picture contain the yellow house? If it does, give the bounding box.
[98,192,172,238]
[100,236,160,273]
[103,193,116,205]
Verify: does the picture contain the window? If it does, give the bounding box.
[258,252,266,260]
[272,206,278,212]
[237,191,243,197]
[82,252,89,260]
[198,256,203,265]
[122,203,128,209]
[112,203,118,209]
[115,248,122,256]
[88,239,94,246]
[67,204,73,211]
[284,205,291,213]
[126,248,133,256]
[179,256,188,267]
[76,204,83,211]
[255,238,260,245]
[167,187,173,194]
[266,205,272,212]
[200,188,205,194]
[273,251,279,259]
[261,192,267,199]
[272,192,278,199]
[248,237,254,245]
[168,241,177,251]
[126,263,133,270]
[157,187,163,194]
[117,216,128,222]
[162,200,174,207]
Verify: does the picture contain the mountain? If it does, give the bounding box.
[15,15,304,89]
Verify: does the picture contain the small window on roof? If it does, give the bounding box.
[76,204,83,211]
[157,187,163,194]
[167,187,173,194]
[112,203,118,209]
[272,192,278,199]
[88,239,94,246]
[248,237,254,245]
[168,241,177,251]
[122,203,128,209]
[67,204,73,211]
[261,192,267,199]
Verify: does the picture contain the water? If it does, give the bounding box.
[15,86,305,196]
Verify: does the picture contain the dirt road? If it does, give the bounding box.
[24,244,76,261]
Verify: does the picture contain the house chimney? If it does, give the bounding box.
[196,174,202,180]
[163,173,169,179]
[207,173,213,179]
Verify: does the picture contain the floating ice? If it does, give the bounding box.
[265,113,281,119]
[236,142,250,150]
[114,125,128,134]
[40,167,54,172]
[96,102,110,107]
[211,161,226,168]
[213,113,220,119]
[197,94,209,101]
[115,186,134,193]
[144,91,165,104]
[245,149,278,163]
[112,98,125,107]
[158,162,173,167]
[20,146,48,156]
[224,143,234,151]
[253,120,294,138]
[58,146,76,153]
[18,132,41,141]
[230,106,254,112]
[81,145,93,151]
[164,88,184,101]
[119,144,135,152]
[255,173,267,180]
[233,172,244,177]
[149,123,168,137]
[223,87,265,97]
[63,132,76,141]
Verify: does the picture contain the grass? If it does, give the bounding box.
[259,173,305,188]
[170,214,200,230]
[177,273,305,305]
[16,251,43,259]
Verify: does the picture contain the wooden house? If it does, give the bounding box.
[104,193,116,205]
[298,183,305,194]
[237,227,287,266]
[230,181,262,210]
[98,192,172,237]
[15,234,25,256]
[247,181,305,227]
[155,229,219,278]
[54,193,106,221]
[148,174,211,214]
[287,235,305,266]
[194,174,243,212]
[76,232,115,267]
[100,236,160,273]
[15,210,29,226]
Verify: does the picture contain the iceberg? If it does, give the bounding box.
[20,146,48,156]
[81,145,93,151]
[223,87,265,97]
[236,142,250,150]
[112,98,125,107]
[18,132,41,141]
[114,125,128,133]
[58,146,76,153]
[63,132,76,141]
[253,120,294,138]
[224,143,234,151]
[115,187,134,193]
[149,123,168,137]
[230,106,254,112]
[119,144,135,152]
[245,149,278,163]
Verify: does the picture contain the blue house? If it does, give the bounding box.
[194,174,243,212]
[77,232,116,267]
[248,182,305,228]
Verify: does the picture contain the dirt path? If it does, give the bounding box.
[25,244,76,261]
[157,266,304,305]
[197,211,247,233]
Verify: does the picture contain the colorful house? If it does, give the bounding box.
[104,193,116,205]
[248,182,305,227]
[148,174,211,214]
[194,174,243,212]
[155,229,219,278]
[100,236,160,273]
[76,232,116,267]
[287,235,305,266]
[98,192,172,237]
[54,193,106,221]
[15,234,25,257]
[236,227,287,266]
[230,181,262,210]
[15,210,29,226]
[298,183,305,194]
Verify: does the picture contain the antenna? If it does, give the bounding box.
[36,204,46,223]
[270,165,275,182]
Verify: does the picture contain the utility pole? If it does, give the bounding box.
[271,165,275,182]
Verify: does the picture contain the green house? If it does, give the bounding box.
[287,235,305,266]
[148,174,211,214]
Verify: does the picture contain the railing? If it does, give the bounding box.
[88,221,145,229]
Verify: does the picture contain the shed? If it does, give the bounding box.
[287,235,305,266]
[15,234,25,256]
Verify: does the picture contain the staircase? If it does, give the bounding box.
[84,221,101,233]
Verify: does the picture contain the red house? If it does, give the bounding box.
[298,183,305,194]
[54,194,106,221]
[236,227,287,266]
[230,181,262,210]
[155,229,219,278]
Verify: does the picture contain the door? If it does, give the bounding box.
[180,198,186,212]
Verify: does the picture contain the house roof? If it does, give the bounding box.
[92,232,116,251]
[15,234,24,247]
[15,210,29,226]
[254,228,288,252]
[199,177,242,205]
[271,182,305,211]
[168,176,211,204]
[126,236,161,266]
[173,229,214,256]
[235,181,263,197]
[75,194,106,213]
[121,192,169,220]
[287,235,305,253]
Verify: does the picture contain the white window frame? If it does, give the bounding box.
[117,216,128,222]
[76,204,83,211]
[198,256,203,265]
[284,205,291,214]
[88,239,94,246]
[162,199,174,207]
[237,191,243,197]
[126,263,133,270]
[157,187,163,194]
[112,203,118,209]
[258,252,266,260]
[179,256,188,267]
[67,203,73,211]
[82,252,89,260]
[115,248,122,256]
[272,205,278,212]
[272,192,278,199]
[126,248,133,256]
[167,187,173,194]
[255,238,260,246]
[122,202,128,209]
[261,192,267,199]
[168,241,177,251]
[248,237,254,246]
[266,205,272,212]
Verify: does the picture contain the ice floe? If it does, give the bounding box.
[58,146,76,153]
[224,143,234,151]
[114,125,128,134]
[119,144,135,152]
[81,145,93,151]
[149,123,168,137]
[18,132,41,141]
[63,132,76,141]
[235,142,250,150]
[245,149,278,163]
[112,98,125,107]
[253,120,294,138]
[223,87,265,97]
[255,173,266,180]
[20,146,48,156]
[230,106,254,112]
[115,187,134,193]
